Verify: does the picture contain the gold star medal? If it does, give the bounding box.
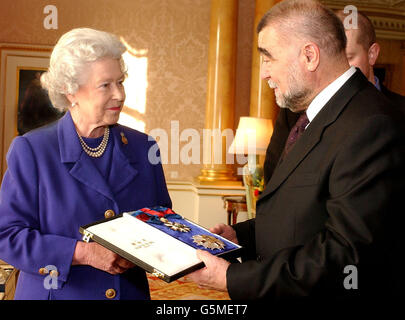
[159,217,191,232]
[192,235,225,250]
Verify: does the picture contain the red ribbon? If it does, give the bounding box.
[135,207,177,222]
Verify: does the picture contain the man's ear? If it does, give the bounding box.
[302,42,320,72]
[368,42,380,67]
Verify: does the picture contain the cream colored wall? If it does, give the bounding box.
[0,0,253,229]
[167,181,247,229]
[0,0,253,182]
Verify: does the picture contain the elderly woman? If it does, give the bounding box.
[0,28,171,300]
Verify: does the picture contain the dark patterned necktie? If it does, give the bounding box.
[281,112,309,160]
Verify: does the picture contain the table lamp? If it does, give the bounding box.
[228,117,273,219]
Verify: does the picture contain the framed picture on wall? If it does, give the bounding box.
[16,68,63,136]
[0,45,54,178]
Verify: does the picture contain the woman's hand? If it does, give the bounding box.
[209,223,238,244]
[72,241,134,274]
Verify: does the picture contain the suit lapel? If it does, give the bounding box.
[108,126,138,195]
[58,112,137,201]
[69,154,115,201]
[258,70,368,203]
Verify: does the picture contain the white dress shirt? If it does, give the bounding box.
[305,66,357,126]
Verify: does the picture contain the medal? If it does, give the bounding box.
[130,206,191,232]
[192,235,225,250]
[160,217,191,232]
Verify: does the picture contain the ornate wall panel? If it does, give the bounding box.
[1,1,402,181]
[322,0,405,40]
[0,0,254,181]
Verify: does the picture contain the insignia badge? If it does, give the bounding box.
[120,132,128,145]
[160,217,191,232]
[192,235,225,250]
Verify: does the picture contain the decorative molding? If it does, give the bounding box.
[323,0,405,40]
[371,16,405,40]
[0,44,52,52]
[323,0,405,11]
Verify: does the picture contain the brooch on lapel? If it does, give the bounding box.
[120,132,128,145]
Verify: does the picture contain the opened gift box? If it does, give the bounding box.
[79,206,242,282]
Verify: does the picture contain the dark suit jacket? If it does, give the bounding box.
[381,84,405,116]
[227,70,405,299]
[264,80,405,187]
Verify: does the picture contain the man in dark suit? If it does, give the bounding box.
[335,9,405,115]
[381,85,405,110]
[264,10,405,185]
[188,0,405,299]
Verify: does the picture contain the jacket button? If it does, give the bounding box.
[50,270,59,277]
[38,267,48,275]
[104,209,115,219]
[105,288,116,299]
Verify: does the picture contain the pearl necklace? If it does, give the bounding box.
[76,127,110,158]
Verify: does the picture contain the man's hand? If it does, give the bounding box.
[209,223,238,244]
[186,250,230,292]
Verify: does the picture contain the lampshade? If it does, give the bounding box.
[228,117,273,155]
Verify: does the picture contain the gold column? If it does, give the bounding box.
[249,0,281,122]
[198,0,239,184]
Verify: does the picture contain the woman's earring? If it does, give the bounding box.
[71,102,77,107]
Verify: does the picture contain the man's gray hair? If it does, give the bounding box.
[257,0,346,56]
[41,28,126,111]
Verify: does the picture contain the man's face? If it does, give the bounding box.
[345,29,371,80]
[258,26,311,113]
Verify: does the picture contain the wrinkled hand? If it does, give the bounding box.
[72,241,135,274]
[186,250,230,292]
[209,223,238,244]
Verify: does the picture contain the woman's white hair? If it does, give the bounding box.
[41,28,126,111]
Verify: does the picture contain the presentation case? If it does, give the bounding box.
[79,207,243,282]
